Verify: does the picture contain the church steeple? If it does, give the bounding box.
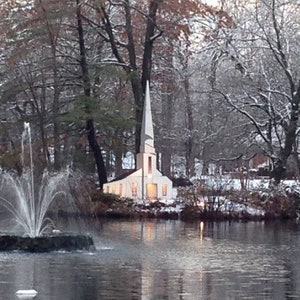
[140,80,155,154]
[103,80,173,201]
[136,80,156,173]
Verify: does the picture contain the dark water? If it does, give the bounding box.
[1,219,300,300]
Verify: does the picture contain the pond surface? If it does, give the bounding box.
[1,219,300,299]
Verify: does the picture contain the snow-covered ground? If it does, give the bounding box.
[192,176,300,191]
[129,177,300,218]
[134,194,265,217]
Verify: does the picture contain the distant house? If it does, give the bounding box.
[248,154,271,177]
[103,81,173,200]
[249,153,271,170]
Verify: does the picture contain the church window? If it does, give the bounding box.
[162,184,167,196]
[148,156,152,174]
[119,184,123,196]
[111,185,116,194]
[132,182,138,197]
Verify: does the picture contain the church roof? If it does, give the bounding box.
[108,169,136,182]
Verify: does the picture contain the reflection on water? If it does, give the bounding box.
[0,220,300,299]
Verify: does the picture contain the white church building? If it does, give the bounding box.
[103,81,173,200]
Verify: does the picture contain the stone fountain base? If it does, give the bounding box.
[0,234,95,252]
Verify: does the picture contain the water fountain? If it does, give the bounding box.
[0,122,95,252]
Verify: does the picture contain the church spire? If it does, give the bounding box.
[140,80,155,154]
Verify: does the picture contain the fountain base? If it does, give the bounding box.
[0,234,95,252]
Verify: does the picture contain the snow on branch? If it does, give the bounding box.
[217,90,271,148]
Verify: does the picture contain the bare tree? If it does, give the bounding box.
[0,0,71,170]
[76,0,107,188]
[80,0,229,162]
[214,0,300,184]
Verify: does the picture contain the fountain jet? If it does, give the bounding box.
[0,122,95,252]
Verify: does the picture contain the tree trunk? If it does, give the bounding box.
[184,76,195,177]
[130,76,143,155]
[39,79,51,167]
[86,119,107,188]
[271,83,300,184]
[161,152,171,177]
[270,159,286,185]
[52,57,61,170]
[76,0,107,189]
[115,151,123,178]
[102,0,162,155]
[137,0,162,154]
[38,0,61,169]
[160,88,173,177]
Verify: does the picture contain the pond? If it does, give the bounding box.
[1,219,300,299]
